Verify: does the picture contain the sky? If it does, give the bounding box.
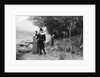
[16,16,51,42]
[16,16,39,32]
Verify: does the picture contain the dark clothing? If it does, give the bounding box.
[38,33,46,41]
[50,35,54,46]
[35,33,39,39]
[38,40,44,49]
[37,33,46,54]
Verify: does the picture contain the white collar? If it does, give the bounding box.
[40,33,45,35]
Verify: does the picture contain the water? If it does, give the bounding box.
[16,31,34,44]
[16,30,51,44]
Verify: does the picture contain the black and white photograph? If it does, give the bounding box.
[16,16,83,60]
[5,5,95,72]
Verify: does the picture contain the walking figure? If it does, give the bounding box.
[32,31,39,54]
[38,28,46,55]
[32,35,38,54]
[34,31,40,54]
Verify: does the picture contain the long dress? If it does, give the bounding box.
[35,33,39,53]
[32,36,38,54]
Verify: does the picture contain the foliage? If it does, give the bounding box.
[28,16,83,38]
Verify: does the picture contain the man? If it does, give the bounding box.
[50,34,54,46]
[38,28,46,55]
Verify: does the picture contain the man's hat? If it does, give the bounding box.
[39,28,43,31]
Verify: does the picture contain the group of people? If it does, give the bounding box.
[33,28,46,55]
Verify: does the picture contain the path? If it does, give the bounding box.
[17,52,57,60]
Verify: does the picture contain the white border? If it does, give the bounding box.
[5,5,95,72]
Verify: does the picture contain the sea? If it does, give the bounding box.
[16,30,51,44]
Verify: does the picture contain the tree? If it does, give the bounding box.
[59,16,83,50]
[74,17,83,46]
[27,16,83,47]
[28,16,68,36]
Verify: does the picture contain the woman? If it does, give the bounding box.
[32,31,39,54]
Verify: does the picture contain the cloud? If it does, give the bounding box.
[16,16,51,43]
[16,16,39,32]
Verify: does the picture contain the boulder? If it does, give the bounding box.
[50,46,64,52]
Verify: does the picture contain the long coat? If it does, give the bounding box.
[38,33,46,49]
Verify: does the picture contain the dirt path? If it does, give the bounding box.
[17,52,57,60]
[17,51,83,60]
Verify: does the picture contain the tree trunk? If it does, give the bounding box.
[79,28,83,46]
[63,31,65,39]
[69,27,72,50]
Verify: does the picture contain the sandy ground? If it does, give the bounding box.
[17,52,54,60]
[16,50,83,60]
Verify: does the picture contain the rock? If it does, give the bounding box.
[45,41,50,47]
[71,51,75,54]
[62,38,70,44]
[58,47,63,51]
[55,43,60,46]
[59,53,66,60]
[16,49,24,57]
[50,46,58,51]
[64,45,72,52]
[50,46,64,52]
[17,47,31,53]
